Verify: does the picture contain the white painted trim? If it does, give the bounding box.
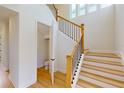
[72,54,84,88]
[88,49,117,54]
[81,67,124,82]
[84,61,123,71]
[84,55,122,62]
[79,75,116,88]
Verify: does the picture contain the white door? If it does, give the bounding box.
[49,21,57,85]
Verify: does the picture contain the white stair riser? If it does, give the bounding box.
[83,61,123,71]
[84,55,122,62]
[81,67,124,82]
[78,75,116,88]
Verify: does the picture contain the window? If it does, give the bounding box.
[100,4,112,8]
[70,4,113,19]
[79,4,86,16]
[70,4,77,19]
[87,4,97,13]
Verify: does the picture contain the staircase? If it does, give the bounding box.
[48,5,124,88]
[76,51,124,88]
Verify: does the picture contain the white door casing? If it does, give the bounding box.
[49,21,58,85]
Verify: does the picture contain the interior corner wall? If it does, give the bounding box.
[115,5,124,64]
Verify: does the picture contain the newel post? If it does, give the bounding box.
[66,55,73,88]
[80,24,84,53]
[56,8,59,21]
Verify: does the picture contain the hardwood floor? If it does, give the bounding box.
[0,68,14,88]
[29,67,66,88]
[0,67,66,88]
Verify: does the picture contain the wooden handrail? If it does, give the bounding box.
[66,35,83,88]
[53,4,59,20]
[66,24,84,88]
[58,16,81,28]
[52,4,80,28]
[53,4,57,12]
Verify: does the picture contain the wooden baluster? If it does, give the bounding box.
[78,27,80,40]
[64,20,65,34]
[68,23,70,37]
[60,19,62,31]
[62,19,64,32]
[59,19,60,30]
[69,23,71,37]
[74,26,75,41]
[66,55,73,88]
[75,26,77,42]
[65,22,67,35]
[80,24,84,53]
[76,26,78,41]
[72,25,74,39]
[78,27,79,41]
[71,24,72,39]
[68,22,71,37]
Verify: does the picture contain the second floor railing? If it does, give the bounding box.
[58,16,81,42]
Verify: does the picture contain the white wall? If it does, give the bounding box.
[55,4,70,20]
[9,15,19,87]
[56,5,115,51]
[57,31,76,73]
[0,21,9,71]
[115,5,124,65]
[72,6,115,51]
[2,4,56,26]
[18,13,37,88]
[37,23,49,68]
[1,4,57,88]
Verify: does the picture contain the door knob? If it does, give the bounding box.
[50,58,55,61]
